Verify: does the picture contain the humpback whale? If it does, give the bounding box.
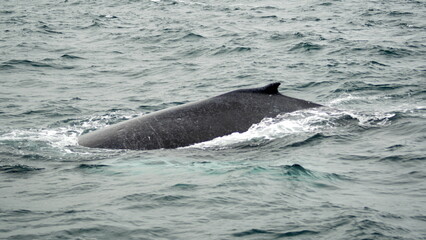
[78,82,321,150]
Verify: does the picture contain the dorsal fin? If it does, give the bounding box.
[225,82,282,96]
[259,82,281,94]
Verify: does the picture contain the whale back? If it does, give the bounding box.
[78,83,321,150]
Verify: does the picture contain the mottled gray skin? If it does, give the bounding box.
[78,83,321,150]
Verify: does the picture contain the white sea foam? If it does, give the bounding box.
[329,94,361,106]
[187,107,396,149]
[0,127,80,153]
[328,93,392,107]
[0,111,144,152]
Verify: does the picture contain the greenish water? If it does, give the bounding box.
[1,0,425,239]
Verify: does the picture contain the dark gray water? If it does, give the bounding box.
[1,0,425,239]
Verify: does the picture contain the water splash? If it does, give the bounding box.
[0,127,80,150]
[0,111,144,152]
[187,107,396,149]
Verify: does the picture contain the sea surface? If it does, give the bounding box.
[1,0,425,239]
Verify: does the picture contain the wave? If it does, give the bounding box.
[379,155,426,162]
[233,228,318,238]
[213,46,252,55]
[182,32,205,40]
[38,24,63,34]
[61,54,84,60]
[231,214,412,239]
[77,164,109,169]
[0,164,44,174]
[279,164,347,181]
[269,32,305,41]
[289,42,323,52]
[1,59,74,70]
[332,81,417,93]
[329,44,416,58]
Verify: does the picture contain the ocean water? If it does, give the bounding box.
[1,0,425,239]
